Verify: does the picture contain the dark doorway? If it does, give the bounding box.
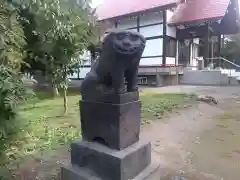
[178,40,190,67]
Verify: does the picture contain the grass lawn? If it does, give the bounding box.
[0,91,195,179]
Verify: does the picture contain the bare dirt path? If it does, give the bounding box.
[142,102,222,180]
[140,86,240,180]
[13,86,240,180]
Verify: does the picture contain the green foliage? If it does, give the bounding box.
[0,0,29,138]
[0,1,33,171]
[0,66,34,162]
[11,0,97,111]
[0,0,26,68]
[15,0,96,77]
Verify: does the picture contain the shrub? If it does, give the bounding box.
[0,65,34,151]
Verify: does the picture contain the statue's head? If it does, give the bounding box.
[102,30,146,57]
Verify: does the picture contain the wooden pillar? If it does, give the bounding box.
[217,34,221,56]
[217,34,222,67]
[190,41,193,66]
[162,10,167,65]
[175,40,179,84]
[114,21,118,28]
[137,16,140,32]
[203,24,210,67]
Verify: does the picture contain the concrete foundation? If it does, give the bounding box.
[62,162,160,180]
[145,74,179,87]
[180,70,231,86]
[62,140,160,180]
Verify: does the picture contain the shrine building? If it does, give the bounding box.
[72,0,240,86]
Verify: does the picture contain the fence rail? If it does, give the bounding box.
[206,57,240,69]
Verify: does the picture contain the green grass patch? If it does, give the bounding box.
[0,91,194,177]
[141,92,195,124]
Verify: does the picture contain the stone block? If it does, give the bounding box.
[80,100,141,150]
[70,140,151,180]
[61,162,160,180]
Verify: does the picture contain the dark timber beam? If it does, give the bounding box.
[176,25,209,39]
[162,10,167,65]
[215,34,222,67]
[137,16,140,32]
[203,24,211,67]
[217,34,221,56]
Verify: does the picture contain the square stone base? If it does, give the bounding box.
[70,140,151,180]
[61,162,160,180]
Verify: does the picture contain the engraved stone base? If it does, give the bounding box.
[80,99,141,150]
[61,162,160,180]
[70,140,151,180]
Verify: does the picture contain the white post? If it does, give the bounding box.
[190,41,193,67]
[176,40,179,84]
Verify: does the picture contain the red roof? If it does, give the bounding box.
[96,0,176,20]
[168,0,230,25]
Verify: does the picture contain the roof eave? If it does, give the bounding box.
[168,16,225,26]
[97,3,176,22]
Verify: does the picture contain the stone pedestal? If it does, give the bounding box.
[61,92,160,180]
[80,100,141,150]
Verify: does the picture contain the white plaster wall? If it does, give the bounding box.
[166,10,176,38]
[142,38,163,57]
[117,18,137,29]
[139,24,163,38]
[140,57,162,66]
[139,11,163,26]
[127,28,138,32]
[68,66,91,79]
[167,26,176,38]
[97,12,165,69]
[138,12,163,62]
[79,67,91,79]
[69,72,79,79]
[166,57,176,65]
[166,10,173,24]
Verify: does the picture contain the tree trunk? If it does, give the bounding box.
[52,84,60,97]
[63,86,67,114]
[63,66,68,114]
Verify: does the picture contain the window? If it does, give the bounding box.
[166,37,176,57]
[142,38,163,57]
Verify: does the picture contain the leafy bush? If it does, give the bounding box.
[0,0,30,140]
[0,65,34,150]
[0,0,26,68]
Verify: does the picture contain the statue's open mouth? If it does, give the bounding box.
[114,44,139,55]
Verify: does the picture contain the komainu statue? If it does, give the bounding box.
[80,30,146,99]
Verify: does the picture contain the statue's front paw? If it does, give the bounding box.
[114,88,126,94]
[127,87,138,92]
